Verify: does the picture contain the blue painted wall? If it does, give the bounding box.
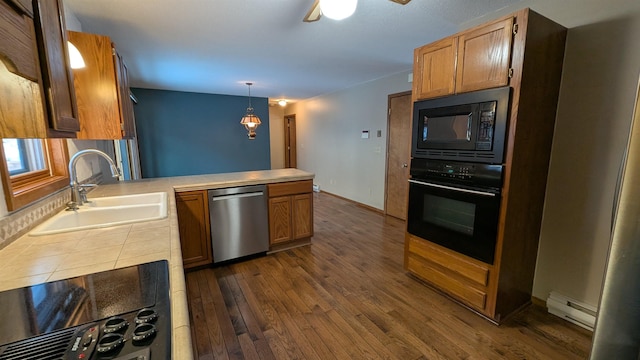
[132,88,271,178]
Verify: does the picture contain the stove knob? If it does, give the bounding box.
[132,323,157,343]
[103,316,129,333]
[135,308,158,324]
[96,333,124,353]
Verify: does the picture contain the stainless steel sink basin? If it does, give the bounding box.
[30,192,168,236]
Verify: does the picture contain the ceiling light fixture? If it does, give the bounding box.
[278,99,287,107]
[67,41,85,69]
[240,82,261,140]
[319,0,357,20]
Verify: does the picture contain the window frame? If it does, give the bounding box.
[0,139,69,212]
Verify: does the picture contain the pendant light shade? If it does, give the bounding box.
[319,0,357,20]
[240,82,261,139]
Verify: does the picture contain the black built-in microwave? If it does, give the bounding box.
[412,86,511,164]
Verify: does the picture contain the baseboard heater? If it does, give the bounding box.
[546,291,597,331]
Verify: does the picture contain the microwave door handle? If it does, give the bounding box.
[408,179,497,197]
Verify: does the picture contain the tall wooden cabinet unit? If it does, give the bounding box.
[405,8,568,323]
[67,31,136,140]
[0,0,79,138]
[412,16,513,102]
[268,180,314,248]
[176,191,213,269]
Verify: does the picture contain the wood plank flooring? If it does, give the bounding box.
[186,192,592,359]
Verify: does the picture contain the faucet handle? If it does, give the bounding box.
[65,201,79,211]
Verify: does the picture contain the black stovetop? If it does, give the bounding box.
[0,260,171,359]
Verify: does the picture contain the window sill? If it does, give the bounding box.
[7,175,69,212]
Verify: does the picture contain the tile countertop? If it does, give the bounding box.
[0,168,314,360]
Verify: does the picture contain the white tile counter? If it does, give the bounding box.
[0,168,314,360]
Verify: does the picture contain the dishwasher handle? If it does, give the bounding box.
[211,191,264,202]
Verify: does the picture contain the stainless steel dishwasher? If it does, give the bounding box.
[208,184,269,263]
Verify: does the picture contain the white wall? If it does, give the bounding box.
[269,105,285,169]
[287,71,412,210]
[532,13,640,307]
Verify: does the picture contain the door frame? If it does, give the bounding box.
[384,90,412,218]
[284,114,297,168]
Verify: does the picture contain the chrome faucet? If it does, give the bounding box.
[68,149,121,209]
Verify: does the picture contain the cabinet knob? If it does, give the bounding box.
[402,163,408,168]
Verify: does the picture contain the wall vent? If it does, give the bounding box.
[546,291,597,331]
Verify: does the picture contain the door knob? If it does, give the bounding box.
[402,163,408,168]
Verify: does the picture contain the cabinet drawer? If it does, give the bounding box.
[407,234,489,287]
[407,255,487,310]
[268,180,312,197]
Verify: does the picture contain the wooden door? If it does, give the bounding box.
[176,191,213,269]
[34,0,80,133]
[115,53,135,138]
[284,114,297,168]
[269,196,293,244]
[68,31,122,139]
[413,37,457,100]
[292,193,313,239]
[456,17,514,93]
[384,91,412,220]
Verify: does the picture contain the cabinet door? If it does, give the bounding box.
[68,31,123,139]
[176,191,213,269]
[292,193,313,239]
[456,17,514,93]
[269,196,293,245]
[0,0,47,138]
[33,0,79,135]
[114,52,136,138]
[413,37,457,100]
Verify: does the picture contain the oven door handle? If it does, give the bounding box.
[408,179,498,197]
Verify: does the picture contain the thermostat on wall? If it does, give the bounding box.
[361,131,369,139]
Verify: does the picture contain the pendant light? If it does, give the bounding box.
[319,0,357,20]
[240,82,261,139]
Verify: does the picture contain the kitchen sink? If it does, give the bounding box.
[30,192,168,236]
[85,192,167,208]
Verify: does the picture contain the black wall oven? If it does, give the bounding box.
[407,159,503,264]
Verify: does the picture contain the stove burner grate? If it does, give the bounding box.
[0,326,75,360]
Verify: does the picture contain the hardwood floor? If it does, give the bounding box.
[186,192,592,359]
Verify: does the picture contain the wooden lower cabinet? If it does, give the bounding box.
[176,190,213,269]
[267,181,313,247]
[405,234,494,315]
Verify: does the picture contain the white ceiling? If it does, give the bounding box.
[64,0,640,102]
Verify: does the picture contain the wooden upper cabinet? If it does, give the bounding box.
[0,0,77,138]
[456,17,514,94]
[412,16,514,101]
[413,37,457,101]
[33,0,79,135]
[68,30,135,140]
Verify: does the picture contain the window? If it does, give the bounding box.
[2,139,46,176]
[0,139,69,212]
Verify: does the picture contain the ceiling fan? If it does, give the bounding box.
[303,0,412,22]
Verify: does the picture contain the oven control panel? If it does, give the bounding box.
[410,158,503,189]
